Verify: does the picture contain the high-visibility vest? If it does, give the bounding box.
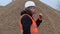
[20,14,39,34]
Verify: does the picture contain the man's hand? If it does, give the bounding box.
[38,13,43,20]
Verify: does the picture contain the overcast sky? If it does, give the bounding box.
[0,0,60,10]
[39,0,60,10]
[0,0,12,6]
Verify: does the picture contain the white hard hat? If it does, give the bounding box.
[25,1,36,8]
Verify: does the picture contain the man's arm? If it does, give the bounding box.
[21,15,32,34]
[36,13,43,27]
[36,19,42,27]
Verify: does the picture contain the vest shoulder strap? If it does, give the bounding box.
[20,14,33,21]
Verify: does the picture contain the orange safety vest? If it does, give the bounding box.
[20,14,39,34]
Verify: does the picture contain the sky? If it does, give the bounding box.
[0,0,12,6]
[0,0,60,10]
[39,0,60,10]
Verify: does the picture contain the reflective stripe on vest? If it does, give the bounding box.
[20,14,39,34]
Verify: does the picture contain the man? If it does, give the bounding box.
[20,1,43,34]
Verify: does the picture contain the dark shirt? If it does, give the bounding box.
[20,10,42,34]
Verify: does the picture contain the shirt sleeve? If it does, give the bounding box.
[36,19,42,27]
[21,15,32,34]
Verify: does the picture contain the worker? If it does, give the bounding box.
[20,1,43,34]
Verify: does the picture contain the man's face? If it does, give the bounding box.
[30,6,36,14]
